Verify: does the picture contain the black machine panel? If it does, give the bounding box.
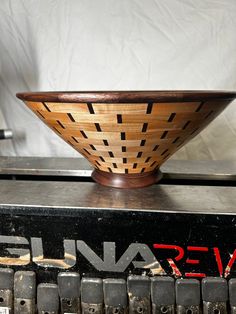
[0,205,236,281]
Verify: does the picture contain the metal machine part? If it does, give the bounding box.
[150,277,175,314]
[229,279,236,313]
[103,279,127,314]
[81,278,103,314]
[0,268,14,314]
[13,271,36,314]
[2,269,236,313]
[37,283,59,314]
[58,272,80,313]
[127,276,151,314]
[0,158,236,313]
[0,129,13,140]
[202,277,228,314]
[176,279,200,314]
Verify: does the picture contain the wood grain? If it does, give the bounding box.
[16,91,236,187]
[17,91,236,103]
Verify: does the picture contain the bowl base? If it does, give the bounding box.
[92,168,163,189]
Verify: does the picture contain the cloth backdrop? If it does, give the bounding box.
[0,0,236,160]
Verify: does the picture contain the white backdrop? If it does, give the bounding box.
[0,0,236,159]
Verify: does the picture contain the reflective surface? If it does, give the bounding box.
[1,157,236,181]
[1,157,236,215]
[0,178,236,215]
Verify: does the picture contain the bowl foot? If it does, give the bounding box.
[92,168,163,188]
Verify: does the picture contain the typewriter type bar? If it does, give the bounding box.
[81,278,103,314]
[103,278,127,314]
[151,276,175,314]
[14,271,36,314]
[229,279,236,314]
[127,276,151,314]
[37,283,59,314]
[0,268,14,314]
[202,277,228,314]
[176,279,200,314]
[58,272,80,313]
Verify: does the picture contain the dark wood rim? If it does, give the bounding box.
[92,168,163,188]
[16,90,236,103]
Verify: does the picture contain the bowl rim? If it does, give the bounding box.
[16,90,236,103]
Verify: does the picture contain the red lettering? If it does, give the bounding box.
[213,247,223,277]
[167,258,182,277]
[184,246,209,278]
[153,244,184,277]
[224,249,236,278]
[187,246,208,252]
[186,258,199,264]
[153,244,184,261]
[185,272,206,278]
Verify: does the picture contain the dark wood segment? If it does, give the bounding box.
[17,91,236,103]
[37,111,45,119]
[117,114,122,123]
[80,130,87,138]
[182,120,191,130]
[67,113,75,122]
[142,123,148,132]
[195,101,205,112]
[87,103,95,114]
[92,168,163,188]
[146,102,153,114]
[95,123,102,132]
[72,136,79,143]
[168,113,176,122]
[57,120,65,129]
[121,132,126,140]
[161,131,168,139]
[140,140,146,146]
[42,102,51,111]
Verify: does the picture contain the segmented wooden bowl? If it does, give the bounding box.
[17,91,236,188]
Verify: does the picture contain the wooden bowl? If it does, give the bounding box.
[17,91,236,188]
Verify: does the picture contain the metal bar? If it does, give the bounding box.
[0,129,13,140]
[0,179,236,215]
[1,157,236,181]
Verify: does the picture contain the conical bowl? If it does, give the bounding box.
[17,91,236,188]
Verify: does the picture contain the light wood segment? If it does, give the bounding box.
[45,102,90,113]
[152,102,201,112]
[92,103,148,114]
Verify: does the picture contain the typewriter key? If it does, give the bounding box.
[202,277,228,314]
[176,279,200,314]
[58,272,80,313]
[37,283,59,314]
[103,278,127,314]
[81,278,103,314]
[14,271,36,314]
[229,279,236,313]
[0,268,14,314]
[151,276,175,314]
[127,276,151,314]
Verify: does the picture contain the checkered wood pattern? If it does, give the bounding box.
[25,100,229,174]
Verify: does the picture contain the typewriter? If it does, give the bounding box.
[0,156,236,313]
